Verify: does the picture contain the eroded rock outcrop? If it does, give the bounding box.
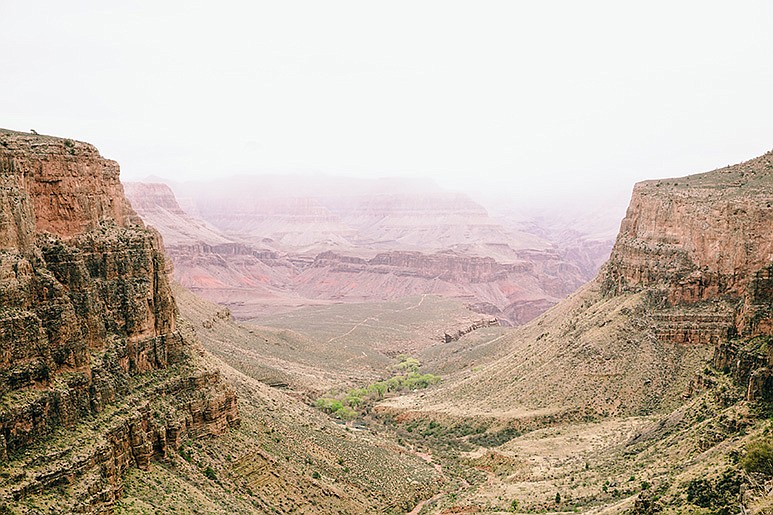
[603,152,773,399]
[125,180,606,325]
[603,154,773,339]
[0,129,239,512]
[442,318,499,343]
[379,152,771,423]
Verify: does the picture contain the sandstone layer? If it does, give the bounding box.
[604,157,773,338]
[0,129,239,512]
[125,181,604,325]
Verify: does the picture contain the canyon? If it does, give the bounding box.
[2,127,771,514]
[377,150,773,513]
[0,129,240,510]
[123,179,615,325]
[0,130,442,514]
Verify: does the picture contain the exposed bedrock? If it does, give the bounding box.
[0,129,239,511]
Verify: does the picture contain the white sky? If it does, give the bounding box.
[2,1,772,211]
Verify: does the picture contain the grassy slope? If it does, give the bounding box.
[176,283,508,397]
[116,317,445,514]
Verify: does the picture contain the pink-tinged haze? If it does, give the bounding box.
[2,1,771,216]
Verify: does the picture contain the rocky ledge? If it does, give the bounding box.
[603,152,772,336]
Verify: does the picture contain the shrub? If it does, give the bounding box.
[685,469,742,509]
[345,393,363,407]
[368,382,388,399]
[741,439,773,476]
[313,356,442,420]
[396,356,421,374]
[315,398,344,413]
[335,406,357,420]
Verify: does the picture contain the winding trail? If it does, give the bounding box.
[404,293,428,311]
[327,316,380,343]
[326,294,429,343]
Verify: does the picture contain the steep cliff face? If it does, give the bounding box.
[122,183,593,324]
[0,129,238,511]
[122,182,232,247]
[298,249,585,324]
[193,194,357,250]
[132,177,610,325]
[604,152,773,340]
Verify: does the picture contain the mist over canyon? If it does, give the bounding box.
[3,2,773,512]
[124,177,617,326]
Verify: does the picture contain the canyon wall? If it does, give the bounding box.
[384,152,771,421]
[603,152,773,340]
[0,129,239,511]
[601,153,773,404]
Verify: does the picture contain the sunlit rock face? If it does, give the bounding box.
[603,152,773,340]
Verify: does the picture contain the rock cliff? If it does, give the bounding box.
[298,249,584,324]
[121,183,594,325]
[0,129,239,512]
[121,182,233,247]
[129,177,609,325]
[604,152,773,342]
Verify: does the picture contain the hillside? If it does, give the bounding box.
[0,129,239,512]
[376,152,773,513]
[383,152,772,418]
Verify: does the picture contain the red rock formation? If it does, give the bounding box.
[0,129,239,510]
[442,318,499,342]
[603,152,773,343]
[381,151,771,423]
[127,179,607,325]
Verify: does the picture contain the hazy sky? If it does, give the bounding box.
[2,1,772,210]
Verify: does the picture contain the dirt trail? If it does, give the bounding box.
[327,294,428,343]
[404,294,428,311]
[327,316,380,343]
[406,448,469,515]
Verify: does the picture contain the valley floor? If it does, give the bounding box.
[157,287,773,514]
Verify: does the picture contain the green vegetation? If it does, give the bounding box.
[741,437,773,476]
[469,427,521,447]
[314,355,441,420]
[203,465,217,480]
[684,468,742,511]
[314,398,357,420]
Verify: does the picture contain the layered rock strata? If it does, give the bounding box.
[603,154,773,340]
[603,152,773,398]
[0,129,239,511]
[125,181,605,325]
